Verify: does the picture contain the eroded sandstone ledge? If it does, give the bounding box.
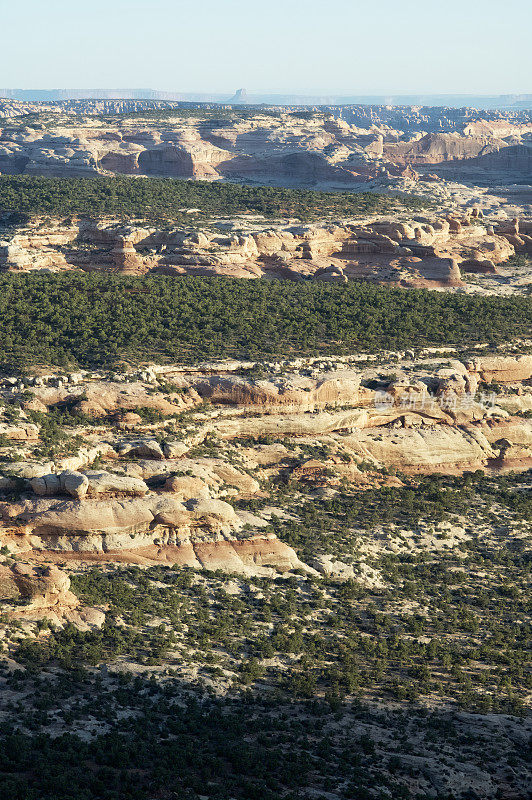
[1,350,532,582]
[3,210,530,291]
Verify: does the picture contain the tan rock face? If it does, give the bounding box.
[2,352,532,584]
[192,371,362,412]
[0,561,106,628]
[165,475,211,500]
[1,209,528,294]
[0,421,39,442]
[383,132,499,166]
[1,101,531,186]
[0,114,394,184]
[0,492,305,576]
[338,426,497,474]
[72,382,200,418]
[466,355,532,383]
[77,533,307,575]
[0,563,76,609]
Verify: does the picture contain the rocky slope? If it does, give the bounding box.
[1,98,530,800]
[0,349,530,800]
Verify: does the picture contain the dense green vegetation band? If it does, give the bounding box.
[0,272,530,368]
[0,175,425,220]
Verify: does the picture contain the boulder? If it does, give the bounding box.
[310,555,355,580]
[31,473,62,497]
[31,470,89,499]
[163,440,190,459]
[118,439,165,460]
[188,498,241,532]
[164,474,211,500]
[61,471,89,499]
[83,471,148,497]
[0,563,77,608]
[460,257,497,273]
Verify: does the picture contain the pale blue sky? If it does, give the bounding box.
[3,0,531,94]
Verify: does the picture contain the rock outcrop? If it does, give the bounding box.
[1,352,532,578]
[1,104,530,186]
[0,562,76,607]
[0,561,105,627]
[1,210,526,292]
[466,355,532,383]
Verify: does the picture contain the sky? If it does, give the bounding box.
[2,0,531,95]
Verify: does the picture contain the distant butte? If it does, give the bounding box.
[229,88,248,104]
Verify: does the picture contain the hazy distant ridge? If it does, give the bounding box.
[1,88,532,109]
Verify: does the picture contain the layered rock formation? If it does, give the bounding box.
[1,350,532,579]
[1,104,530,186]
[2,208,527,290]
[0,113,408,185]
